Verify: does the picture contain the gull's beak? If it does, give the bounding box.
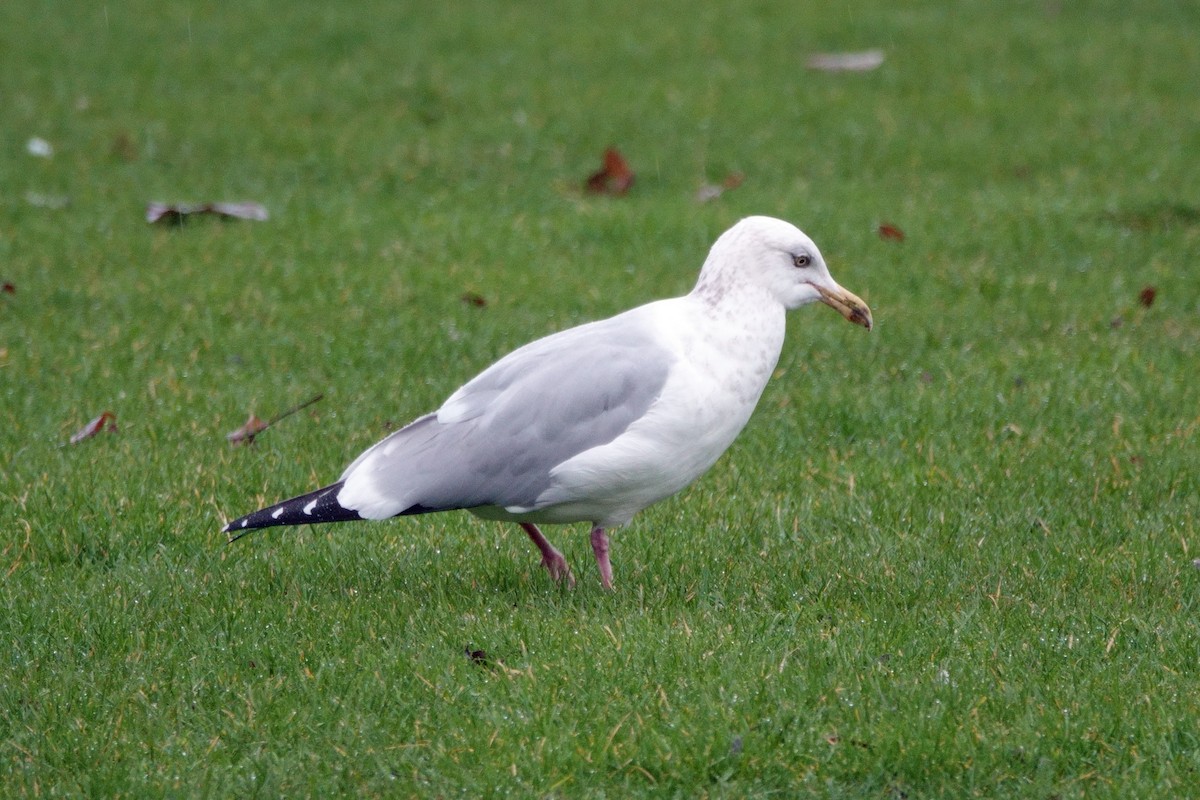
[816,283,873,331]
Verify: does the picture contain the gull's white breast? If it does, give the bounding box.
[508,291,787,527]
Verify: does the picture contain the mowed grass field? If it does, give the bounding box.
[3,1,1199,796]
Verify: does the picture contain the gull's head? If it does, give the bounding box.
[696,216,873,330]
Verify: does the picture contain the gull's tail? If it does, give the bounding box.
[223,481,363,541]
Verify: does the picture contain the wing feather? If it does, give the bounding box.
[337,311,674,519]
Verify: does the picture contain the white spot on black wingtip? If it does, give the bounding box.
[271,507,285,519]
[303,499,318,515]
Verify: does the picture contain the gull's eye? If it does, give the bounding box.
[792,253,811,268]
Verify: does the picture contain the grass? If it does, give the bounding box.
[3,0,1199,796]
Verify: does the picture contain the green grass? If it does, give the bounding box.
[3,0,1199,796]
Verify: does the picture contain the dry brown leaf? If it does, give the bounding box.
[585,148,635,195]
[460,291,488,308]
[878,222,906,242]
[695,171,745,203]
[147,201,269,225]
[1138,286,1157,308]
[226,394,324,446]
[226,414,269,445]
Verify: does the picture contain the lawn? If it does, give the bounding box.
[2,1,1199,796]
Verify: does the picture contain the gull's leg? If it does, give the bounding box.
[519,522,575,588]
[590,526,613,590]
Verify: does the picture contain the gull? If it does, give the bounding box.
[222,216,872,588]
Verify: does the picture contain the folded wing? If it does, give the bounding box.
[336,313,675,519]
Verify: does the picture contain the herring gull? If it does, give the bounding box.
[222,216,872,588]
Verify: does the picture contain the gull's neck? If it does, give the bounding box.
[680,275,787,408]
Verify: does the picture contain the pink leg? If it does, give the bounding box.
[520,522,575,588]
[590,526,613,590]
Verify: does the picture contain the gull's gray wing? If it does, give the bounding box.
[336,311,674,519]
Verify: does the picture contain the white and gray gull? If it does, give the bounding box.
[222,216,872,588]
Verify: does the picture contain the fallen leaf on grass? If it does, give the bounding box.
[877,222,906,242]
[1138,286,1157,308]
[69,411,118,444]
[463,646,526,677]
[225,414,269,445]
[585,147,635,195]
[2,282,14,294]
[806,50,885,72]
[460,291,488,308]
[226,393,324,446]
[147,201,269,225]
[695,171,745,203]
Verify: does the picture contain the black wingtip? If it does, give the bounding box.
[222,481,364,541]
